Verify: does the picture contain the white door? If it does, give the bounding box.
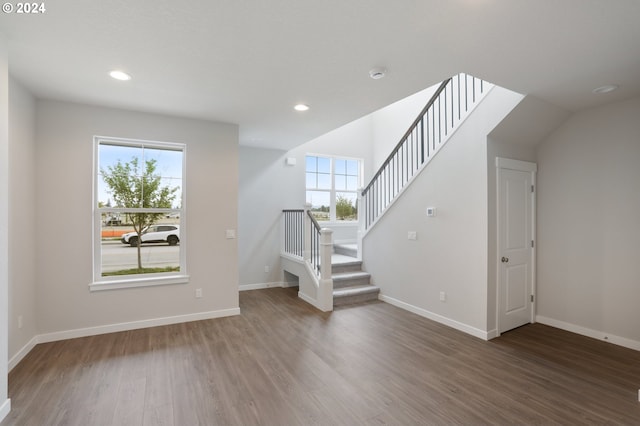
[497,158,536,334]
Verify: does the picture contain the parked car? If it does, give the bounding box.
[121,225,180,246]
[104,216,122,226]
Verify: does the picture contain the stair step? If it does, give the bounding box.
[331,260,363,274]
[332,271,371,288]
[333,285,380,306]
[330,244,378,307]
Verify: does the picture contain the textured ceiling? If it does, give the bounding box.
[1,0,639,150]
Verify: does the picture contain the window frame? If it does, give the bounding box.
[91,136,188,291]
[305,154,363,222]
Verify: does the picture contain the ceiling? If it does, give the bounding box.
[1,0,639,151]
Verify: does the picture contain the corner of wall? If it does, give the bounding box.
[7,77,39,368]
[0,32,12,422]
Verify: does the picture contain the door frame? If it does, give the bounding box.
[495,157,537,336]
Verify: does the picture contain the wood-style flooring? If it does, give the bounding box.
[3,287,640,425]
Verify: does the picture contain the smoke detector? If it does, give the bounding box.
[369,67,386,80]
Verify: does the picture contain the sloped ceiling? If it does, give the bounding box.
[488,95,572,147]
[1,0,638,150]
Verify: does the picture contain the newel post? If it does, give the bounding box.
[303,203,311,262]
[318,228,334,312]
[357,187,365,259]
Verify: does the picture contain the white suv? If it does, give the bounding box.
[121,225,180,246]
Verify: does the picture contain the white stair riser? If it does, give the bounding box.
[334,246,358,258]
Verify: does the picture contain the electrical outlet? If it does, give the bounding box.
[439,291,446,302]
[226,229,236,239]
[195,288,203,298]
[18,315,23,329]
[408,231,417,240]
[264,265,270,273]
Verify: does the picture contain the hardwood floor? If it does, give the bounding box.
[3,287,640,425]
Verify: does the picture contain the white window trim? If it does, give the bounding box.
[91,136,188,290]
[90,274,190,292]
[305,153,363,223]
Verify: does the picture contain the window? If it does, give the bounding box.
[305,155,361,222]
[92,136,187,290]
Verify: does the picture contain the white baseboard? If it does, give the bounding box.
[486,329,499,340]
[9,335,39,371]
[379,294,491,340]
[536,315,640,352]
[37,308,240,344]
[297,291,319,310]
[0,398,10,423]
[8,308,240,372]
[239,282,298,291]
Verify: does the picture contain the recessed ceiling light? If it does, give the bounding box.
[592,84,618,94]
[110,70,132,81]
[294,104,309,112]
[369,67,386,80]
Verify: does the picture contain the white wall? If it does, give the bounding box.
[300,113,375,180]
[34,100,239,336]
[238,146,298,288]
[8,78,38,362]
[0,33,11,422]
[362,87,523,337]
[536,96,640,348]
[371,85,439,171]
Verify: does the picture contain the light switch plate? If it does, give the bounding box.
[408,231,417,240]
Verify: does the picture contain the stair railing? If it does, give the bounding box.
[360,73,490,230]
[282,209,304,258]
[281,206,333,311]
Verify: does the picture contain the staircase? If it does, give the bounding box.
[281,73,490,312]
[360,74,491,230]
[331,244,379,306]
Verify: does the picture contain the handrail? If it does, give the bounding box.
[360,73,490,230]
[363,78,450,194]
[307,210,321,275]
[307,209,321,232]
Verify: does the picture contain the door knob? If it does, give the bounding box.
[501,257,509,263]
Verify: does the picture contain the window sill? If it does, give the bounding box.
[90,274,190,292]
